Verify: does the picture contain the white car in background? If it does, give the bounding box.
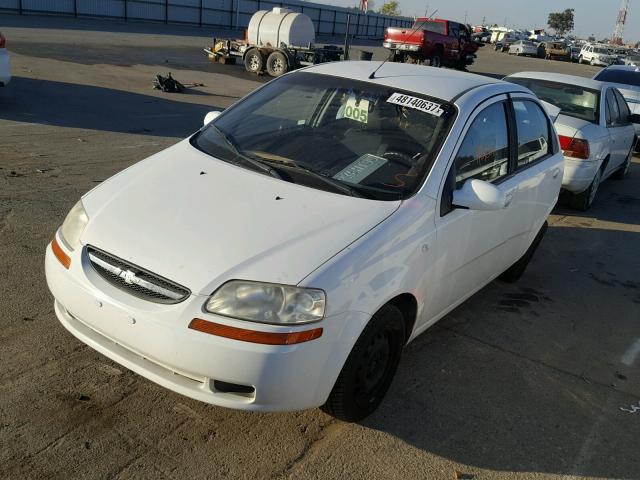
[593,65,640,152]
[508,40,538,57]
[579,44,617,67]
[506,72,639,210]
[0,32,10,87]
[46,62,563,422]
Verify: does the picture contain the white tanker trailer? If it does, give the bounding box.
[205,8,344,77]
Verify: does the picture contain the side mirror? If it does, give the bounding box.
[204,110,222,126]
[630,113,640,125]
[452,179,507,211]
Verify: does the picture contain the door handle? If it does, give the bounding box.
[552,168,561,178]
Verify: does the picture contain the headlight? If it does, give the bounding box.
[205,281,325,325]
[59,201,89,250]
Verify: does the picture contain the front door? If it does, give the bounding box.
[427,96,517,322]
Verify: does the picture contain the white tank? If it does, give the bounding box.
[247,8,315,47]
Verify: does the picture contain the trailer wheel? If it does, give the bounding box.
[244,48,264,74]
[266,51,289,77]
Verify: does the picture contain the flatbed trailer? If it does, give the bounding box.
[205,38,343,77]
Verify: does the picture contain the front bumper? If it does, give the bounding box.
[45,239,370,412]
[383,42,420,52]
[562,157,600,193]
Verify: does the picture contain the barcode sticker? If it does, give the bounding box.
[386,93,444,117]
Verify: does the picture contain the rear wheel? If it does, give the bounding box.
[499,221,548,283]
[321,304,405,422]
[244,48,264,74]
[570,168,602,211]
[266,51,289,77]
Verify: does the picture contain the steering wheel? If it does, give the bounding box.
[382,150,415,168]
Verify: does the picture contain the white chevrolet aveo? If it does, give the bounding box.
[46,62,563,421]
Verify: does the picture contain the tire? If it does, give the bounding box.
[613,146,633,180]
[429,52,442,68]
[499,221,548,283]
[244,48,264,74]
[570,167,602,211]
[578,55,584,64]
[590,58,596,66]
[266,51,288,77]
[321,304,405,422]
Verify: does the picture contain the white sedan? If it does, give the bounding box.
[506,72,639,210]
[46,62,563,421]
[0,32,10,87]
[508,40,538,57]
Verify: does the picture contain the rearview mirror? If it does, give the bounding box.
[452,179,507,211]
[204,110,222,126]
[630,113,640,124]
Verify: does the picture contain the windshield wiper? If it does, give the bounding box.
[255,158,373,199]
[209,125,282,179]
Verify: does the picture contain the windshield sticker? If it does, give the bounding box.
[333,154,387,184]
[337,97,369,124]
[386,93,444,117]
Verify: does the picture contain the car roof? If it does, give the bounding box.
[506,71,606,91]
[304,61,503,102]
[599,65,640,72]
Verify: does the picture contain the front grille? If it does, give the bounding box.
[86,246,190,304]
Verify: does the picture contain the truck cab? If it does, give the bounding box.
[383,18,478,69]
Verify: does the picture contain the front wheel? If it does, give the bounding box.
[244,48,264,74]
[321,304,405,422]
[429,52,442,67]
[613,146,633,179]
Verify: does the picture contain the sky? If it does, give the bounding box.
[320,0,639,43]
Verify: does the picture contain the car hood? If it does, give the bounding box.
[80,140,400,295]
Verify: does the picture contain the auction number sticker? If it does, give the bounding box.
[386,93,444,117]
[342,97,369,124]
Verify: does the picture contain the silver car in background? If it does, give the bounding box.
[594,65,640,151]
[508,40,538,57]
[505,72,639,210]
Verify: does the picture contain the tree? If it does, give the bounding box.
[547,8,574,36]
[378,1,401,16]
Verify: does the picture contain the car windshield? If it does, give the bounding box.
[522,41,534,47]
[507,78,600,123]
[593,47,608,54]
[191,73,456,200]
[594,69,640,87]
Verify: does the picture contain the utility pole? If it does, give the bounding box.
[464,11,467,24]
[424,3,429,17]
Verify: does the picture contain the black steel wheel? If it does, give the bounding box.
[266,51,289,77]
[244,48,264,74]
[321,304,405,422]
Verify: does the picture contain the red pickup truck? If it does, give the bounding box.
[383,18,478,69]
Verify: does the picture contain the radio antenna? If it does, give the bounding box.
[369,10,438,79]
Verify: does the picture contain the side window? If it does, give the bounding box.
[614,89,631,123]
[605,89,621,126]
[513,100,551,168]
[453,102,510,188]
[449,24,459,38]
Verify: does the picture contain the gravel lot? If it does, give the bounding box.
[1,15,639,480]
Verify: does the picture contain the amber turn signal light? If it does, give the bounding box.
[52,237,71,269]
[188,318,323,345]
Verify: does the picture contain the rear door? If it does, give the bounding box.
[613,88,636,155]
[604,87,628,173]
[508,95,563,253]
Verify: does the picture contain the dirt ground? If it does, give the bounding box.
[1,14,639,480]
